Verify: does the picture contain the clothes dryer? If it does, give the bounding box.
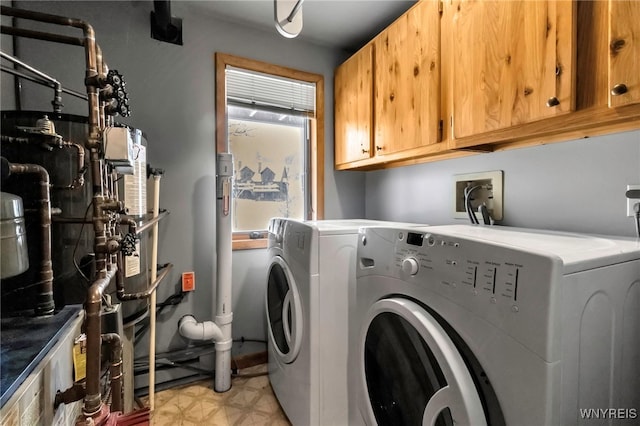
[352,225,640,426]
[265,218,426,425]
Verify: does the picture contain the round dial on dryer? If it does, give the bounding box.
[402,257,419,275]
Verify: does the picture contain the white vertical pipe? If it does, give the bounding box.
[215,153,233,392]
[148,174,161,410]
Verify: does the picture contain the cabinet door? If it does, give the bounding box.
[334,44,373,166]
[450,0,576,139]
[608,0,640,107]
[374,0,441,156]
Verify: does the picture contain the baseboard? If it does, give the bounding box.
[231,350,268,370]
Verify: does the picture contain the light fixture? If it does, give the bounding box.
[274,0,304,38]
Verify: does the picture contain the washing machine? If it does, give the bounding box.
[352,225,640,426]
[265,218,427,426]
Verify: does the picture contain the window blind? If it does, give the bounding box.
[226,66,316,113]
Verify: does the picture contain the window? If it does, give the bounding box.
[215,53,324,250]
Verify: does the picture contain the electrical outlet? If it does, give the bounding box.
[627,184,640,217]
[454,171,503,221]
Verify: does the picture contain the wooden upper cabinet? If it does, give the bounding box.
[608,0,640,108]
[449,0,576,139]
[374,0,441,156]
[334,44,373,166]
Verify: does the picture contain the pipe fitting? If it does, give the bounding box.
[215,338,233,352]
[6,161,55,316]
[215,312,233,326]
[95,237,119,254]
[178,315,224,342]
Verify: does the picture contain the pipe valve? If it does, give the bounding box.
[102,70,130,117]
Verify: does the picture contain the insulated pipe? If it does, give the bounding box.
[84,267,116,416]
[148,173,161,410]
[6,160,55,316]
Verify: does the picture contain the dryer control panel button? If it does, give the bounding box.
[402,258,419,275]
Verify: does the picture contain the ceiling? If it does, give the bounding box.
[188,0,417,52]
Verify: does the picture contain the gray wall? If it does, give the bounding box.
[2,1,365,385]
[366,130,640,238]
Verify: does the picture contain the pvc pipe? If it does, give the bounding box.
[178,315,223,341]
[214,153,234,392]
[177,154,233,392]
[148,174,161,411]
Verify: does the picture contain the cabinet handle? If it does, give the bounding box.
[611,83,628,96]
[361,149,369,154]
[546,97,560,107]
[376,146,383,152]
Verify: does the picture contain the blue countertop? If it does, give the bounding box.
[0,305,83,407]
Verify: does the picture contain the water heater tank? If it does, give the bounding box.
[1,192,29,279]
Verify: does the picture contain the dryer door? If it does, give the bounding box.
[266,255,303,364]
[359,298,487,426]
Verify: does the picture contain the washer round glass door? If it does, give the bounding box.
[359,298,487,426]
[266,256,303,364]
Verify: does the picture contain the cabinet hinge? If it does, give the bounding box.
[438,1,443,15]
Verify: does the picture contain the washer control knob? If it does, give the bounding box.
[402,258,419,275]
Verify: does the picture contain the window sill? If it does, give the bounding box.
[232,238,268,251]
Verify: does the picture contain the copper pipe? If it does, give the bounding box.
[134,211,169,235]
[0,135,86,189]
[1,6,95,31]
[96,45,106,129]
[121,217,138,234]
[54,383,85,408]
[0,66,88,100]
[101,333,123,412]
[8,162,55,316]
[0,7,105,268]
[117,262,173,301]
[66,142,86,189]
[1,7,125,421]
[52,216,91,224]
[90,151,102,194]
[0,7,99,123]
[84,267,116,416]
[0,25,84,46]
[0,6,98,103]
[0,50,63,112]
[50,141,86,189]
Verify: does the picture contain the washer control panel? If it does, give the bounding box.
[358,227,562,360]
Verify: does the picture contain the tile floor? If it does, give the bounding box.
[142,364,291,426]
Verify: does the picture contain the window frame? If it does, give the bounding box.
[215,53,325,250]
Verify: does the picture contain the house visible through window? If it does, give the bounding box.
[228,105,308,231]
[215,53,325,250]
